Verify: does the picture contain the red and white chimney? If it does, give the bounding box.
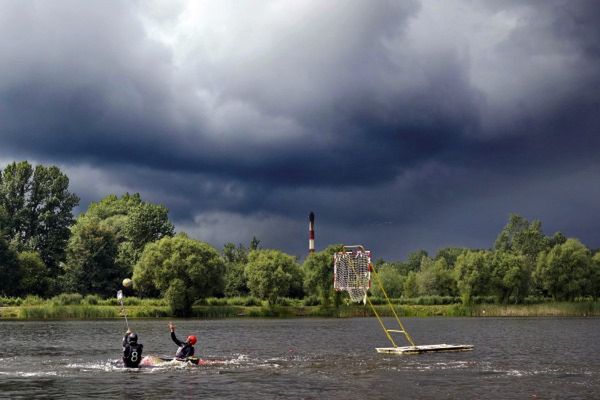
[309,211,315,254]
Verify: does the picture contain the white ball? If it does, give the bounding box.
[122,278,133,288]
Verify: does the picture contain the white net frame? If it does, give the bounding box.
[333,245,372,304]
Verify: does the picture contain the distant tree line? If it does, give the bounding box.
[367,214,600,305]
[1,161,600,316]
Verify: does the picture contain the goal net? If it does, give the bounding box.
[333,245,372,304]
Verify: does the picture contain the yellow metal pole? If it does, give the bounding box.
[364,291,398,348]
[370,264,416,347]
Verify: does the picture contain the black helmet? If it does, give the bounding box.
[128,333,138,343]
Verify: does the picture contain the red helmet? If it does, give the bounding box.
[187,335,197,345]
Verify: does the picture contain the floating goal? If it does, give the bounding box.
[333,245,371,304]
[333,244,473,355]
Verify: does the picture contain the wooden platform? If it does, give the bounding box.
[376,344,474,355]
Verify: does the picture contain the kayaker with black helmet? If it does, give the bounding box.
[168,322,197,360]
[122,329,143,368]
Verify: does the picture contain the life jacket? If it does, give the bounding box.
[124,343,143,368]
[175,343,194,359]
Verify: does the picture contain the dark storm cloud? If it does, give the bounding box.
[1,0,600,259]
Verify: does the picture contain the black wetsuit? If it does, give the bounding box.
[171,331,194,359]
[122,335,143,368]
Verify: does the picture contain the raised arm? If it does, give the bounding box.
[169,322,183,346]
[122,328,132,347]
[171,331,184,346]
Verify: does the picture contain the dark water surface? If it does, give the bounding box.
[0,317,598,399]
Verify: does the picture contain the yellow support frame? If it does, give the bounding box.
[339,245,416,348]
[369,263,416,347]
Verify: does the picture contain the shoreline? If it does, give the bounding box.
[1,301,599,320]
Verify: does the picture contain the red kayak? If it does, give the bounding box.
[140,355,226,367]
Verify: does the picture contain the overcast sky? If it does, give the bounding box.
[1,0,599,260]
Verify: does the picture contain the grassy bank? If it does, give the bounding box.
[464,302,600,317]
[1,301,599,320]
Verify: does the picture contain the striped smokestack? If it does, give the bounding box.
[309,211,315,254]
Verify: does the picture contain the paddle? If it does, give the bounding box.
[116,290,130,331]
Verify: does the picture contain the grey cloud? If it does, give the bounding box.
[1,1,599,259]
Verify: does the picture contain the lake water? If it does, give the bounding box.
[0,317,598,399]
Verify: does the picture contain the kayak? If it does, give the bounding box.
[140,355,225,367]
[140,355,198,367]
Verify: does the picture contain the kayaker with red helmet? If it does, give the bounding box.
[169,322,197,359]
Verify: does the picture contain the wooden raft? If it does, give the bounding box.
[376,343,474,355]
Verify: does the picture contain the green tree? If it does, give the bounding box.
[85,193,149,220]
[454,250,492,304]
[17,251,49,296]
[0,161,79,289]
[591,252,600,300]
[494,214,548,264]
[534,239,591,301]
[0,161,32,244]
[245,249,301,305]
[489,251,528,303]
[415,257,436,296]
[405,250,428,272]
[547,231,567,248]
[370,263,405,298]
[0,206,9,237]
[223,242,249,264]
[164,278,189,316]
[222,242,250,297]
[415,257,457,296]
[0,235,20,296]
[223,261,248,297]
[63,219,123,296]
[403,271,418,298]
[250,236,261,250]
[435,247,468,268]
[123,202,174,262]
[302,244,343,306]
[382,260,412,276]
[73,193,174,276]
[81,193,141,273]
[133,233,225,315]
